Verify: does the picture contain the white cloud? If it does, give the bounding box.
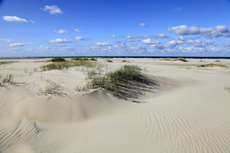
[49,38,71,43]
[94,42,112,46]
[54,44,65,47]
[150,33,169,39]
[3,16,28,23]
[140,38,161,45]
[138,23,148,27]
[75,37,93,40]
[127,39,139,42]
[61,47,74,51]
[74,29,85,33]
[106,35,117,38]
[75,37,85,40]
[205,40,214,45]
[38,45,50,49]
[9,43,26,47]
[167,25,200,35]
[30,19,35,23]
[166,40,178,48]
[0,38,16,43]
[167,25,230,38]
[215,25,228,33]
[54,29,69,34]
[123,35,139,39]
[42,5,63,14]
[9,42,35,47]
[187,40,194,44]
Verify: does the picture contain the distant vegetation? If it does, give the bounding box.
[214,60,220,62]
[40,60,102,71]
[197,63,228,68]
[71,58,89,61]
[50,57,66,62]
[121,60,130,63]
[0,61,18,65]
[90,57,97,61]
[159,58,187,62]
[173,58,187,62]
[159,58,172,61]
[107,59,113,62]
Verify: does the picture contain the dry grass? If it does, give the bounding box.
[37,79,65,96]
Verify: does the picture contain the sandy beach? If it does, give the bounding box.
[0,58,230,153]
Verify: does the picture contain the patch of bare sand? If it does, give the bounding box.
[0,58,230,153]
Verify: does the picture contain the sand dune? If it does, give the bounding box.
[0,58,230,153]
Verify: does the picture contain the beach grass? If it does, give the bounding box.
[0,74,13,86]
[82,65,158,100]
[0,61,18,65]
[40,60,104,71]
[197,63,228,68]
[37,79,65,96]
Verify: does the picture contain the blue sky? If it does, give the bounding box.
[0,0,230,57]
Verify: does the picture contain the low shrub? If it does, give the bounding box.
[50,57,66,62]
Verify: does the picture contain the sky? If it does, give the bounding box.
[0,0,230,57]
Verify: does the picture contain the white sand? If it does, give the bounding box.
[0,58,230,153]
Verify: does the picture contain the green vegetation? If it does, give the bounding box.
[37,79,65,96]
[186,67,191,70]
[159,58,172,61]
[71,58,88,61]
[173,58,187,62]
[50,57,66,62]
[0,61,18,65]
[121,60,130,63]
[90,57,97,61]
[224,86,230,94]
[107,59,113,62]
[159,58,187,62]
[197,63,228,68]
[0,74,13,86]
[215,60,220,62]
[40,60,103,71]
[79,65,158,100]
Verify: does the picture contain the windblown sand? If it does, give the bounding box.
[0,58,230,153]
